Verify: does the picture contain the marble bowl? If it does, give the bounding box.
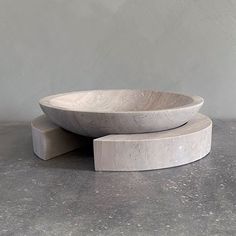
[39,90,204,137]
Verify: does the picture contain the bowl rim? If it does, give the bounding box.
[39,89,204,114]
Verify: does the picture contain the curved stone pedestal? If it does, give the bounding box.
[94,114,212,171]
[31,116,88,160]
[32,114,212,171]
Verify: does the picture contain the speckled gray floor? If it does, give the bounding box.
[0,120,236,236]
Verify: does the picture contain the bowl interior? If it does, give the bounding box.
[42,90,196,112]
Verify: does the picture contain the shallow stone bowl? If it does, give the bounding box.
[39,90,204,137]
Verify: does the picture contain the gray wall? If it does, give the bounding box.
[1,0,236,121]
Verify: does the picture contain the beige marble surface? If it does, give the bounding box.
[40,90,203,137]
[94,113,212,171]
[31,115,88,160]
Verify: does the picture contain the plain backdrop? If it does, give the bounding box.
[0,0,236,121]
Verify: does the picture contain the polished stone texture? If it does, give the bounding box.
[0,120,236,235]
[40,90,203,137]
[32,114,212,171]
[94,114,212,171]
[31,115,90,160]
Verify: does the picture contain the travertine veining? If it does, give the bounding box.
[94,114,212,171]
[40,90,203,137]
[31,115,89,160]
[32,113,212,172]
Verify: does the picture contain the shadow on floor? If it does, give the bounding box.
[33,144,95,171]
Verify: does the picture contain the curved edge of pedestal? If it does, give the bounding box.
[93,114,212,171]
[31,115,89,160]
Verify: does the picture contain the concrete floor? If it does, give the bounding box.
[0,120,236,236]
